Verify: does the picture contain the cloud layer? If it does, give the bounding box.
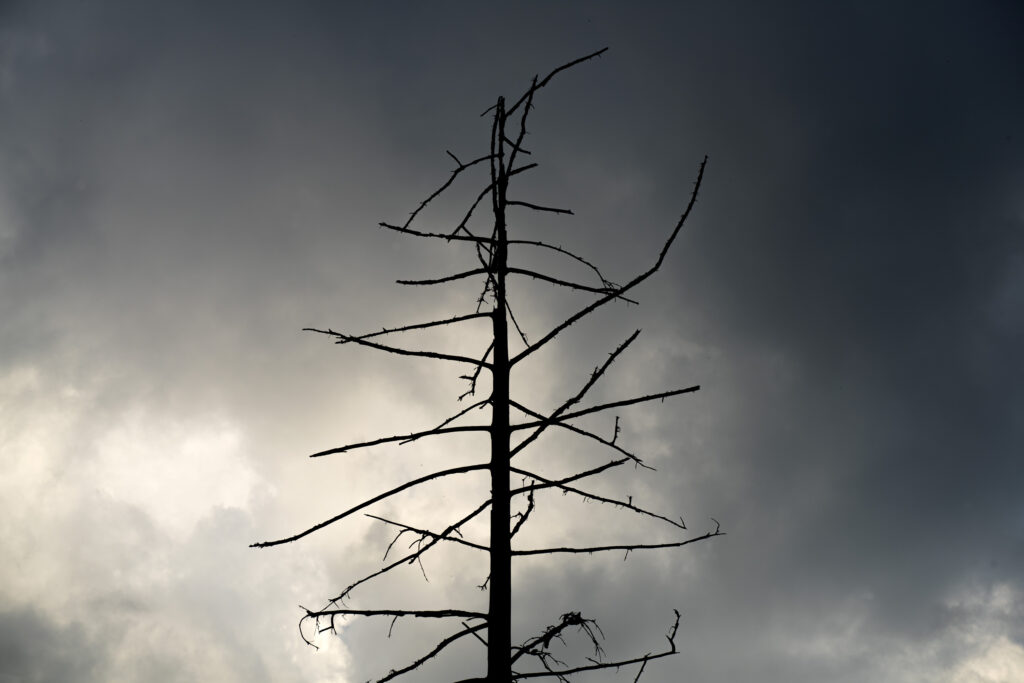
[2,1,1022,681]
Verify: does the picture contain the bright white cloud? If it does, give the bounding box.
[90,408,258,539]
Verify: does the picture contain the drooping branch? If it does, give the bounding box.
[511,155,707,367]
[508,465,684,531]
[250,463,488,548]
[304,312,490,344]
[310,608,486,620]
[507,239,618,290]
[402,152,496,230]
[366,514,489,553]
[397,268,489,287]
[506,267,634,299]
[304,327,492,367]
[510,400,648,468]
[376,622,489,683]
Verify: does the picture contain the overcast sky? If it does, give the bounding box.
[2,2,1023,682]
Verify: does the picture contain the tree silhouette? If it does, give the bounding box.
[252,48,721,682]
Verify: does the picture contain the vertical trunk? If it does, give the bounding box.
[487,97,512,682]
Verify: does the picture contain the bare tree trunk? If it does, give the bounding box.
[253,50,721,683]
[488,96,512,682]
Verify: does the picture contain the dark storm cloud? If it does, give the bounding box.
[622,0,1024,669]
[0,608,99,683]
[2,1,1022,681]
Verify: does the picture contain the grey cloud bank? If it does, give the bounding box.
[1,1,1022,682]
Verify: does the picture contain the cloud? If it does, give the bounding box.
[2,1,1022,681]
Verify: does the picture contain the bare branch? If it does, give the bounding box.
[502,135,531,155]
[512,386,700,433]
[511,331,641,458]
[512,527,723,556]
[304,312,489,344]
[305,327,492,367]
[376,622,489,683]
[503,48,609,118]
[511,611,603,666]
[506,200,573,215]
[505,295,530,347]
[412,399,490,439]
[459,342,494,401]
[510,486,536,540]
[506,267,636,301]
[309,424,488,458]
[402,153,495,230]
[507,239,619,290]
[397,268,488,286]
[511,156,708,367]
[453,163,539,238]
[330,458,635,603]
[250,464,488,548]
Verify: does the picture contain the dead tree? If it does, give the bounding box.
[252,48,722,682]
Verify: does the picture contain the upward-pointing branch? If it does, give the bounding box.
[511,386,701,432]
[511,156,707,367]
[511,331,640,458]
[501,48,609,118]
[250,463,488,548]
